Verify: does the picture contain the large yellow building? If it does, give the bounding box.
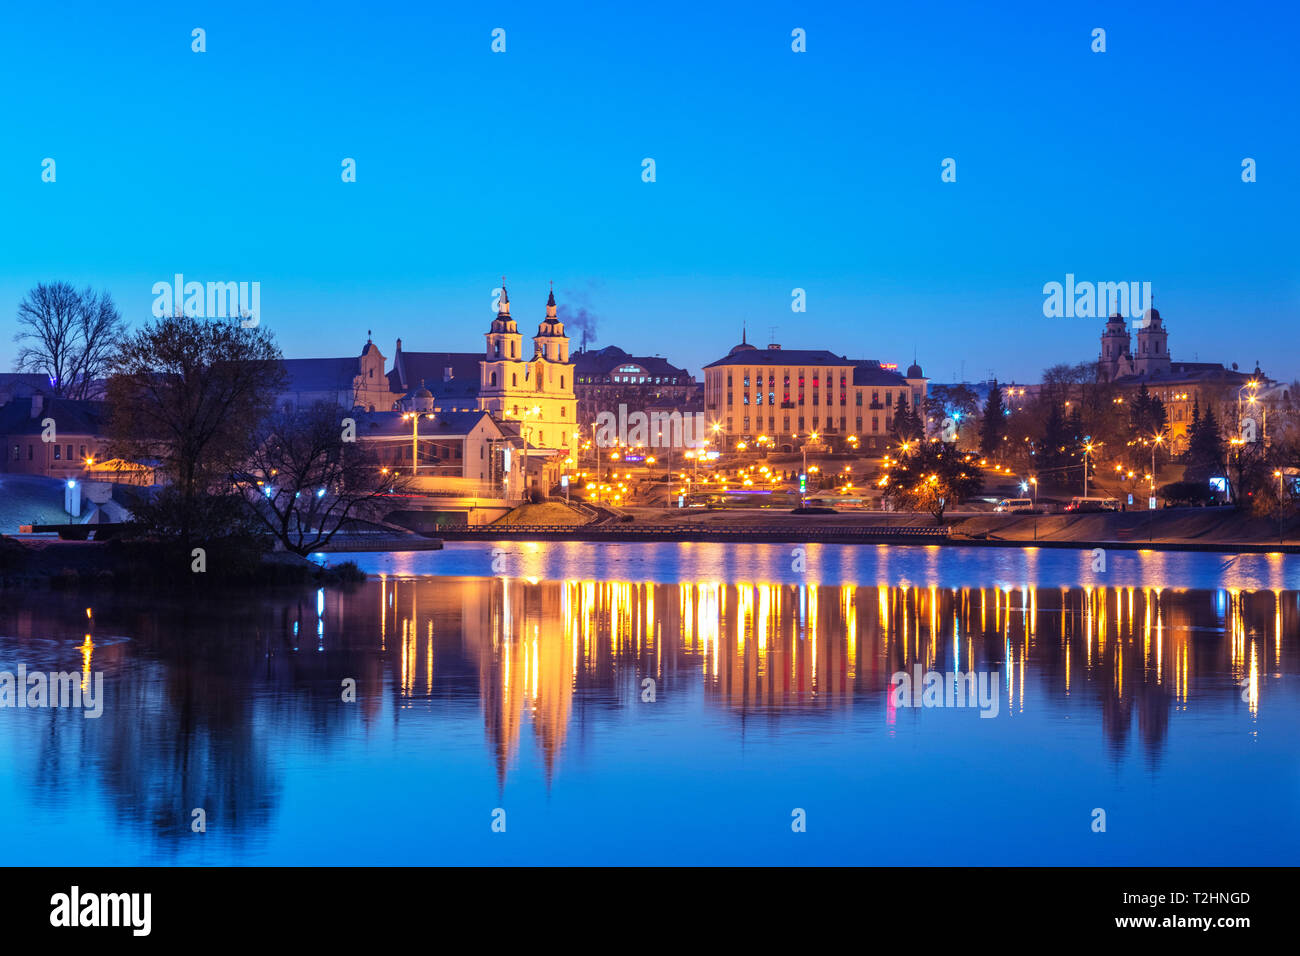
[478,285,577,452]
[703,337,928,452]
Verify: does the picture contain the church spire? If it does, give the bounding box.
[546,281,556,317]
[498,276,510,316]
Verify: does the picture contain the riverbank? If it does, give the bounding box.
[435,506,1300,554]
[0,537,367,591]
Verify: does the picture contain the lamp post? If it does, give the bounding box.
[401,411,435,476]
[1082,441,1095,497]
[1238,379,1261,439]
[800,431,819,507]
[1028,476,1039,540]
[1150,432,1163,502]
[1276,469,1285,544]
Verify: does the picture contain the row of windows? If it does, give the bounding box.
[578,375,685,385]
[724,390,907,407]
[491,340,569,361]
[724,370,850,385]
[503,404,566,418]
[10,444,88,461]
[489,371,567,390]
[725,416,892,434]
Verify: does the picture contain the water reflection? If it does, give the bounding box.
[369,577,1296,774]
[0,566,1296,863]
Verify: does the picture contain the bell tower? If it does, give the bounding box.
[533,286,570,364]
[484,280,522,363]
[1132,306,1171,376]
[480,280,529,413]
[1100,312,1131,381]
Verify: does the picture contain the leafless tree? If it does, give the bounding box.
[106,314,284,547]
[14,282,125,399]
[231,402,408,554]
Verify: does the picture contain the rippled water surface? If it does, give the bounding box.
[1,542,1297,865]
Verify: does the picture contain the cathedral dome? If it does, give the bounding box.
[907,362,923,378]
[409,379,434,412]
[729,341,758,354]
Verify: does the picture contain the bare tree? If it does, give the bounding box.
[231,402,408,554]
[106,314,284,547]
[14,282,126,399]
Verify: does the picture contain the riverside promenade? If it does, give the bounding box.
[433,506,1300,555]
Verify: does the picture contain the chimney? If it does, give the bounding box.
[767,343,782,350]
[31,395,43,417]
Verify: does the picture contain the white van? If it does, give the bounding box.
[994,498,1035,513]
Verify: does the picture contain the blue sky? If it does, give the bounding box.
[0,0,1296,383]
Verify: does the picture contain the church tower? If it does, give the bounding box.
[1100,312,1131,381]
[478,283,576,451]
[1132,306,1171,377]
[525,286,575,450]
[480,282,529,417]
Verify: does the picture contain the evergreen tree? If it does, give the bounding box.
[890,399,923,443]
[1185,406,1225,484]
[979,380,1006,458]
[1067,405,1085,445]
[1040,401,1070,477]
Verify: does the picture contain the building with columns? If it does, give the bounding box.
[703,335,928,452]
[478,285,577,453]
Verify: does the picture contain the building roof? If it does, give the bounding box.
[1112,362,1254,388]
[573,345,692,379]
[279,357,360,393]
[0,373,58,393]
[350,409,498,440]
[704,347,852,369]
[0,397,107,436]
[852,362,910,386]
[389,350,482,396]
[703,347,916,387]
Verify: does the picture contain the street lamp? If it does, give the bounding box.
[401,411,435,476]
[1238,379,1262,438]
[1151,431,1163,497]
[1276,469,1286,544]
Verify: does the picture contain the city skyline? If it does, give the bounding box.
[1,0,1296,384]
